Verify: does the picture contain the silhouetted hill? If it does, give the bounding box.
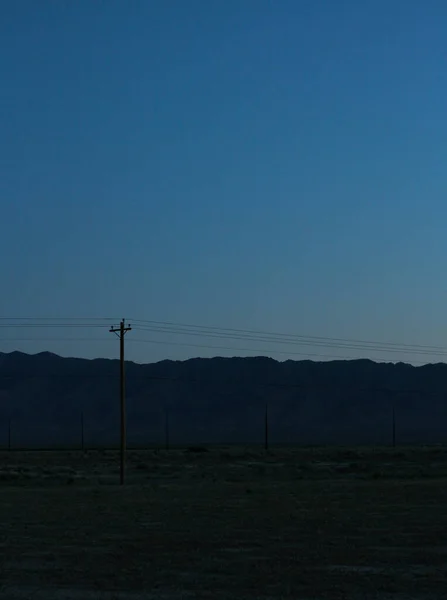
[1,351,447,447]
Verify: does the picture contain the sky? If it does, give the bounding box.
[1,0,447,365]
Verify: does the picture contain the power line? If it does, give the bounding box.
[131,325,447,359]
[0,324,110,329]
[1,317,445,364]
[130,318,447,352]
[0,317,117,321]
[2,316,445,354]
[2,316,445,355]
[0,338,114,343]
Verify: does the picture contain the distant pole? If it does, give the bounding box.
[110,319,132,485]
[81,411,85,451]
[392,406,396,448]
[264,402,269,451]
[8,418,11,451]
[165,407,170,451]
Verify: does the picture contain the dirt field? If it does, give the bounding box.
[1,445,447,599]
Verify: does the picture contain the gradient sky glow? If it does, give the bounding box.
[1,1,447,364]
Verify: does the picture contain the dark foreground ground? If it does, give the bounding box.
[1,445,447,599]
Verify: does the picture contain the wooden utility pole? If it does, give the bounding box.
[165,406,170,451]
[264,402,269,451]
[81,411,85,452]
[392,405,396,448]
[110,319,132,485]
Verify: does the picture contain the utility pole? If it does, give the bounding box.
[165,406,170,451]
[81,411,85,452]
[392,405,396,448]
[110,319,132,485]
[264,402,269,451]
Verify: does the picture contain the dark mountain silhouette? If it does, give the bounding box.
[1,351,447,447]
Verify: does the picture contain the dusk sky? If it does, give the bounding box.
[1,1,447,364]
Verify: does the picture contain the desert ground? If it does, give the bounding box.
[1,445,447,599]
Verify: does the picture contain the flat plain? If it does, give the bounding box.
[1,445,447,599]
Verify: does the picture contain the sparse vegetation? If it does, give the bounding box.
[186,445,208,453]
[2,445,447,599]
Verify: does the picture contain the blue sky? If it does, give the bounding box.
[1,0,447,364]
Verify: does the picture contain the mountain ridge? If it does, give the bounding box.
[1,351,446,447]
